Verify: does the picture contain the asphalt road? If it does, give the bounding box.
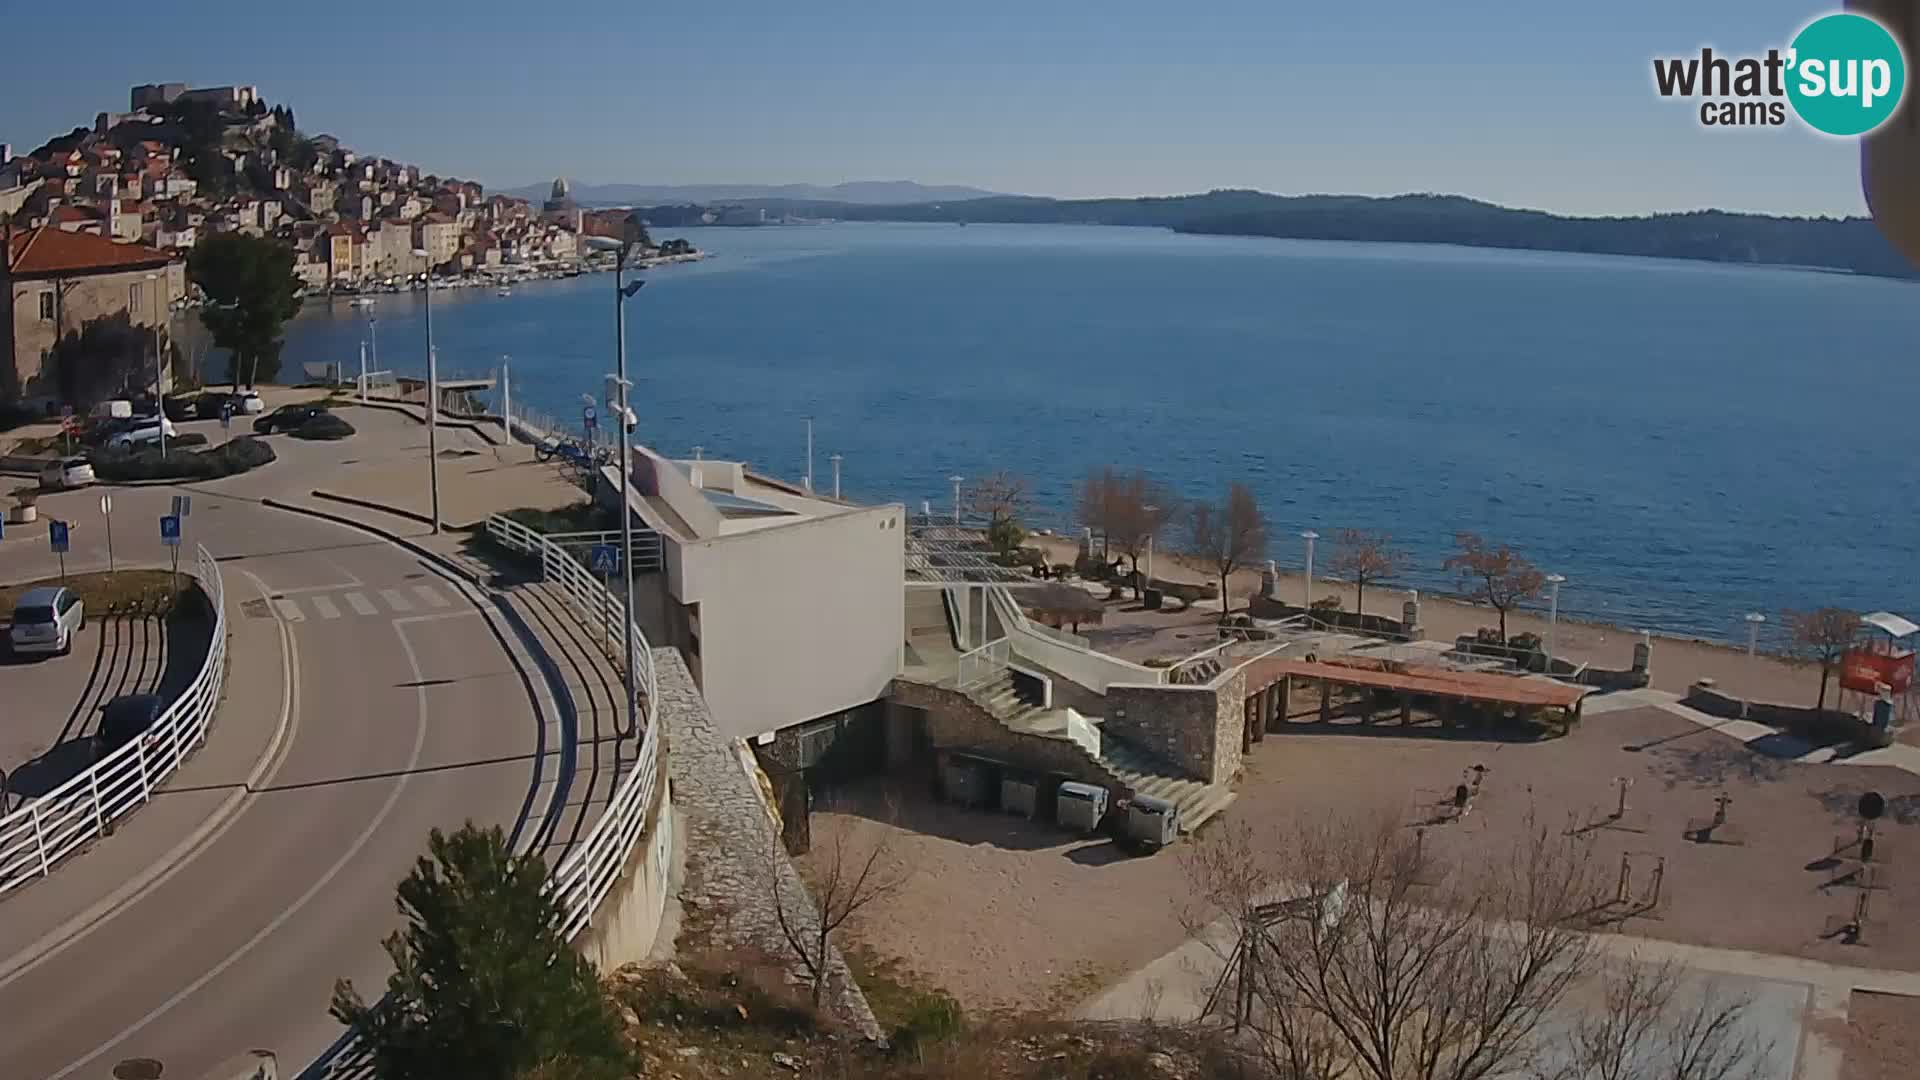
[0,412,556,1078]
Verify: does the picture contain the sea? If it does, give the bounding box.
[270,222,1920,646]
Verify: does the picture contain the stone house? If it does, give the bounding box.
[2,226,182,403]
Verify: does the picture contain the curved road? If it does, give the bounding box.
[0,415,558,1078]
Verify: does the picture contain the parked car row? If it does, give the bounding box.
[4,589,168,763]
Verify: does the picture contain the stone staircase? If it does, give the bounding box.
[960,670,1236,833]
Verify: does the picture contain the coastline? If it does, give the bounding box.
[1030,536,1827,709]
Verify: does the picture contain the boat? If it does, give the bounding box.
[496,286,513,297]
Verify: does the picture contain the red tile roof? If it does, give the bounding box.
[5,226,174,276]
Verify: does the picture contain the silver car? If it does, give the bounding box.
[9,586,84,657]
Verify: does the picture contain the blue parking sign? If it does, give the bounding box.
[49,520,69,554]
[589,544,619,574]
[160,515,182,547]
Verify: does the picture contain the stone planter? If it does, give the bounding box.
[9,502,37,525]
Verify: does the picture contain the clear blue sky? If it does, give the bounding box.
[0,1,1873,216]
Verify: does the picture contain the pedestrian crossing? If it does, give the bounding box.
[266,582,462,622]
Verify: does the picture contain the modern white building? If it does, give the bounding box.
[616,446,906,743]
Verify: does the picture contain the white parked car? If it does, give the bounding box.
[106,416,177,449]
[89,399,133,420]
[9,586,84,657]
[39,456,96,490]
[237,391,265,415]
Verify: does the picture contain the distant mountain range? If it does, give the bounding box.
[502,179,1006,207]
[664,190,1912,281]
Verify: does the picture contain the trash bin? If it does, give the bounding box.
[1143,588,1163,610]
[1126,794,1180,851]
[1002,777,1038,819]
[1056,781,1109,833]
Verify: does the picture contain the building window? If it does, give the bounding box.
[39,292,55,320]
[129,281,142,310]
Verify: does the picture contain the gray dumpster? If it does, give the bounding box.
[944,759,989,808]
[1002,776,1038,819]
[1056,781,1109,833]
[1126,793,1180,851]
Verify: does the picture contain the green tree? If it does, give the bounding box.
[188,232,302,388]
[329,824,629,1080]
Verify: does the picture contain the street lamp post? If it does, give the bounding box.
[586,215,650,741]
[1300,530,1319,609]
[1745,612,1766,658]
[949,475,964,525]
[500,354,512,440]
[145,273,167,458]
[830,454,843,500]
[411,250,441,533]
[366,300,378,397]
[1545,573,1566,662]
[1143,503,1159,587]
[804,416,814,493]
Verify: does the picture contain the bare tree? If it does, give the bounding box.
[766,804,913,1006]
[967,469,1030,530]
[1445,531,1547,641]
[1076,466,1179,597]
[1328,529,1408,619]
[969,470,1031,558]
[1785,608,1861,712]
[1556,958,1770,1080]
[1178,809,1767,1080]
[1185,482,1267,618]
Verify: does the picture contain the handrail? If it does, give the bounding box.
[955,638,1010,691]
[485,513,661,939]
[0,545,227,895]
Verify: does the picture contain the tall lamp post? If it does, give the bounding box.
[804,416,815,493]
[144,273,167,458]
[830,454,843,500]
[949,475,964,525]
[1544,573,1566,661]
[410,249,442,533]
[1300,530,1319,609]
[585,214,649,741]
[1745,612,1766,658]
[1143,503,1159,586]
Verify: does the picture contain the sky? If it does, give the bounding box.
[0,1,1879,217]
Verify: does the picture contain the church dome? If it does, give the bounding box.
[550,177,571,200]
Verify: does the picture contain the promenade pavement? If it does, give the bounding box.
[0,403,610,1078]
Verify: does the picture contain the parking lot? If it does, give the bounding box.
[0,597,211,806]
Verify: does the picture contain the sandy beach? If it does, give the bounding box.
[1031,536,1848,714]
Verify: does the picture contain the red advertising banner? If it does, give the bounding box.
[1840,648,1915,694]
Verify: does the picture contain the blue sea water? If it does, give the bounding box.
[276,222,1920,644]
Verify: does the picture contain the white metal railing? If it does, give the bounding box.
[484,513,661,939]
[544,528,665,574]
[955,638,1010,691]
[1064,708,1102,759]
[0,545,227,895]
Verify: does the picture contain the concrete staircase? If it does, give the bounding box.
[902,587,961,684]
[961,670,1236,833]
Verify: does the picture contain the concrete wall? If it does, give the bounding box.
[678,505,905,741]
[574,776,676,973]
[1105,667,1246,786]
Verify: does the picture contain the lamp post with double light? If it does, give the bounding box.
[410,249,441,533]
[584,214,649,740]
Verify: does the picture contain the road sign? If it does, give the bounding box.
[589,543,620,574]
[49,520,69,554]
[172,494,193,518]
[160,515,182,547]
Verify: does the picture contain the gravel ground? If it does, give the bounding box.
[810,705,1920,1017]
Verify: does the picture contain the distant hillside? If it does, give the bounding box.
[785,191,1911,280]
[503,179,1005,207]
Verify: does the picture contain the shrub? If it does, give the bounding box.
[889,991,966,1061]
[1310,595,1344,613]
[1051,563,1075,580]
[92,436,276,482]
[293,412,356,440]
[171,432,210,449]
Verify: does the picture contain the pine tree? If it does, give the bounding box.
[329,824,629,1080]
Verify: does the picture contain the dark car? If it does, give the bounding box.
[162,395,203,421]
[253,403,327,434]
[94,694,165,762]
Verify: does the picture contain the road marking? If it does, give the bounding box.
[48,615,436,1080]
[412,583,450,608]
[271,597,304,622]
[309,594,341,620]
[379,588,413,613]
[343,591,378,616]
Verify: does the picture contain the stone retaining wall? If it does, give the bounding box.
[1104,667,1246,785]
[889,678,1125,793]
[666,650,881,1038]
